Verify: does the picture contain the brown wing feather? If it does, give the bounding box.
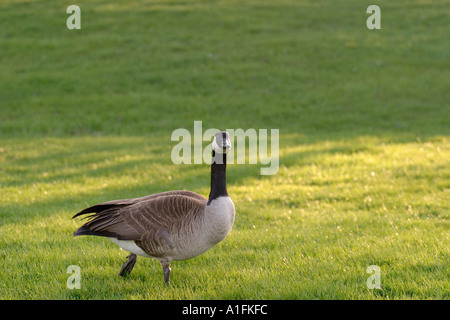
[72,190,206,219]
[123,195,207,256]
[73,193,207,257]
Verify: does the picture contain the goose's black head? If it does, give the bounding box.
[212,131,231,154]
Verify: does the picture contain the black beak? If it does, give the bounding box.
[222,142,231,151]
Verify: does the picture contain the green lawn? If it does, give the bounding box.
[0,0,449,299]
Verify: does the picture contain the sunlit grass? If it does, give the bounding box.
[1,134,448,299]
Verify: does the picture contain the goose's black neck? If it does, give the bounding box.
[208,151,228,205]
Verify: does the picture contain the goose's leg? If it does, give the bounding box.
[158,258,172,284]
[119,253,137,277]
[163,265,171,284]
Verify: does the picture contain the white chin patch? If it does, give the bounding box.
[212,139,226,154]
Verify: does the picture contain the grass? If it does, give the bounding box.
[0,0,449,299]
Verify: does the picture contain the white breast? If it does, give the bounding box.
[204,196,236,244]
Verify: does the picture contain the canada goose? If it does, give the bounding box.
[73,131,235,284]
